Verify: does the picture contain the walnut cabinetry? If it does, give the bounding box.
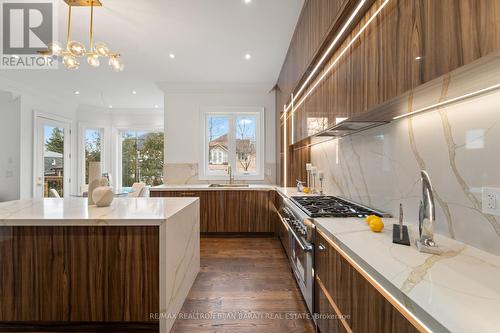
[150,190,275,234]
[314,230,421,333]
[278,0,500,186]
[291,0,500,142]
[0,226,159,331]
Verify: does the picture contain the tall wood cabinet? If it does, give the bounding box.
[278,0,500,186]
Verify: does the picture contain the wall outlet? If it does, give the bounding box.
[482,188,500,216]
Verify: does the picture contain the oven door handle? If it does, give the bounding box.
[278,212,313,252]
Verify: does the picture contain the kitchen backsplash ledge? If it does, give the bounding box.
[164,163,277,185]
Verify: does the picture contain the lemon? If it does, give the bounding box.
[365,215,378,225]
[369,217,384,232]
[303,187,311,194]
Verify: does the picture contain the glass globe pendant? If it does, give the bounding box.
[109,56,124,72]
[63,54,79,70]
[94,42,110,57]
[87,54,100,68]
[68,41,86,57]
[56,2,123,71]
[48,42,63,56]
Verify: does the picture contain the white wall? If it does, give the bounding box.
[162,90,277,184]
[0,78,79,199]
[0,92,20,202]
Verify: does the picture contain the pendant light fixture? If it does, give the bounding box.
[41,0,123,71]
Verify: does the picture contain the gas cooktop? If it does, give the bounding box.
[290,196,385,218]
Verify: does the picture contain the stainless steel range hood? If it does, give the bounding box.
[315,120,388,137]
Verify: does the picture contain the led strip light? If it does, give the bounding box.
[282,0,390,186]
[283,0,390,115]
[289,0,367,108]
[392,82,500,120]
[283,105,288,187]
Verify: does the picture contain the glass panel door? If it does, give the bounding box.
[35,117,71,198]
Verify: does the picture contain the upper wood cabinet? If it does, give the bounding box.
[279,0,500,144]
[277,0,352,103]
[149,190,276,234]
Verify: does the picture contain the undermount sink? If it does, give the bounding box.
[208,184,250,188]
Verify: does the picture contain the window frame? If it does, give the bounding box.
[115,127,165,189]
[78,123,106,191]
[200,107,264,181]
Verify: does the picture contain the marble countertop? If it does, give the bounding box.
[0,197,199,226]
[315,216,500,333]
[276,187,500,333]
[150,184,275,191]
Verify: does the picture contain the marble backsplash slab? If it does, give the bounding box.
[311,89,500,256]
[164,163,276,185]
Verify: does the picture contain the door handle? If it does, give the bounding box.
[318,243,326,251]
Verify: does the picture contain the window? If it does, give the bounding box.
[120,130,164,187]
[202,108,264,180]
[84,128,103,184]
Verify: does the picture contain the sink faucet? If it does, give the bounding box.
[227,164,234,185]
[417,170,441,254]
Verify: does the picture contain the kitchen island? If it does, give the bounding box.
[0,197,200,333]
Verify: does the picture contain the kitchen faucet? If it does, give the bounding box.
[417,170,442,254]
[227,164,234,185]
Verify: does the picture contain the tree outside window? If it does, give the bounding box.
[236,116,256,173]
[121,131,164,187]
[84,129,102,184]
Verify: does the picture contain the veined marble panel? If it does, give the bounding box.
[312,88,500,255]
[159,199,200,333]
[164,162,276,185]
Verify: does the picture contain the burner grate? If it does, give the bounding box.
[291,196,383,218]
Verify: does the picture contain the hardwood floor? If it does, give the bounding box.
[171,237,316,333]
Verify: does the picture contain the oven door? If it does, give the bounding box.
[289,228,314,314]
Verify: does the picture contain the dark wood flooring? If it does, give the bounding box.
[171,237,316,333]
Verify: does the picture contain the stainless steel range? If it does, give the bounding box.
[291,195,389,218]
[277,194,389,317]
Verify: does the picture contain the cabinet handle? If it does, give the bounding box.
[318,243,326,251]
[181,192,197,196]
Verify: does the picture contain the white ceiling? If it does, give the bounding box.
[0,0,304,109]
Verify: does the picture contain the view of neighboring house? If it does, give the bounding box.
[44,150,63,176]
[43,150,64,197]
[209,134,229,167]
[209,134,256,172]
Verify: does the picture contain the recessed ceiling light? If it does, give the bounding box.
[132,90,137,95]
[244,0,252,3]
[154,105,159,109]
[169,53,175,59]
[108,105,113,109]
[244,53,252,60]
[74,90,80,95]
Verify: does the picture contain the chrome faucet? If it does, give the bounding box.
[227,164,234,185]
[417,170,441,254]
